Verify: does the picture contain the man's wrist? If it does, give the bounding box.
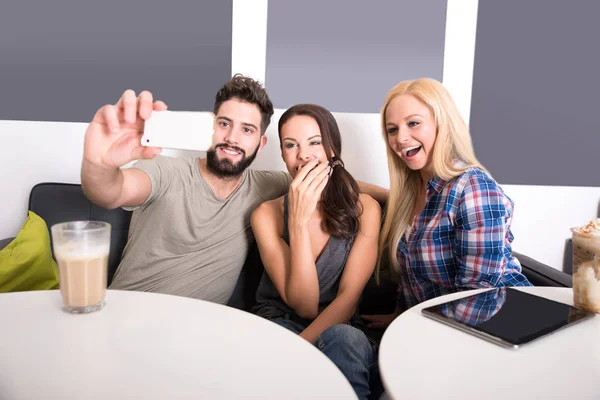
[82,158,121,179]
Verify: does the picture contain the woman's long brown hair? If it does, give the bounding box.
[278,104,362,239]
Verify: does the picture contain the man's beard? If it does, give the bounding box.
[206,143,260,178]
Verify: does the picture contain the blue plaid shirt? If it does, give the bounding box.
[397,167,532,311]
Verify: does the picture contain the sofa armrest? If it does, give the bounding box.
[513,251,572,288]
[0,237,15,251]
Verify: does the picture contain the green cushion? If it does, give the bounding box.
[0,211,60,292]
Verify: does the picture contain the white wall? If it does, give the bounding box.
[0,120,85,237]
[501,185,600,269]
[1,0,598,272]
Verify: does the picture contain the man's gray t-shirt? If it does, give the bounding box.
[109,156,291,304]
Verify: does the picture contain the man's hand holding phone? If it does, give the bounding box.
[84,90,167,170]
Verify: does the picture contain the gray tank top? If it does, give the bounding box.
[254,195,356,320]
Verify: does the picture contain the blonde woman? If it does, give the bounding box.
[362,78,531,329]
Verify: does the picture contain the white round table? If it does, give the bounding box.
[380,287,600,400]
[0,290,357,399]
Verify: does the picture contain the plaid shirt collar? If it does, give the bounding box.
[427,175,448,194]
[426,160,470,193]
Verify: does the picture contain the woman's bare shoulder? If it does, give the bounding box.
[358,193,381,213]
[254,195,285,216]
[357,193,382,235]
[252,196,286,237]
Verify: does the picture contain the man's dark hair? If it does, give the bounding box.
[213,74,274,134]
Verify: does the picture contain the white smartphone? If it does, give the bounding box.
[141,110,214,152]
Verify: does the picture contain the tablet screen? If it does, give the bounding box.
[422,288,595,346]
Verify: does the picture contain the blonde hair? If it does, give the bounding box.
[377,78,485,277]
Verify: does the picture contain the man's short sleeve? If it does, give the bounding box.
[250,170,291,201]
[272,170,292,197]
[122,155,176,211]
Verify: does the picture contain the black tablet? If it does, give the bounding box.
[421,288,595,349]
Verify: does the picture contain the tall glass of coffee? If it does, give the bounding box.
[571,218,600,313]
[51,221,111,313]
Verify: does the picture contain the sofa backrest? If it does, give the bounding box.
[28,182,569,317]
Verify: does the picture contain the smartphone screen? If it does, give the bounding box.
[141,110,214,152]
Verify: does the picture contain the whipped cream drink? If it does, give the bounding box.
[571,218,600,313]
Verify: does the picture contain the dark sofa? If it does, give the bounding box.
[1,183,572,313]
